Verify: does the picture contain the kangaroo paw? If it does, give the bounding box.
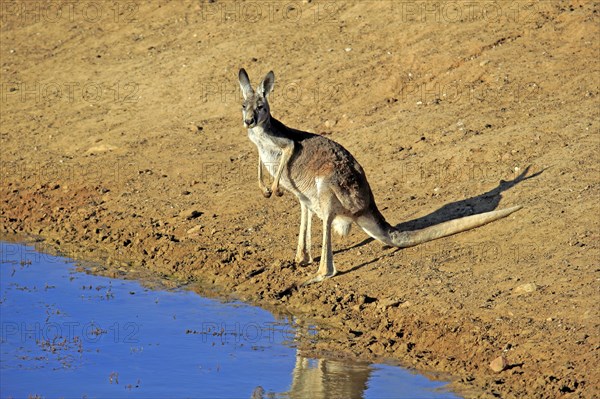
[301,273,333,286]
[270,184,283,197]
[301,275,324,286]
[262,188,272,198]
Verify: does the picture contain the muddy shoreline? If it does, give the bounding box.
[1,2,598,398]
[1,164,596,398]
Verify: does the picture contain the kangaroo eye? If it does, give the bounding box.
[257,104,264,110]
[241,104,247,110]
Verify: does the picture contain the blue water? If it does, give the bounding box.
[0,242,459,398]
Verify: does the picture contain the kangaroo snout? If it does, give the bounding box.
[244,117,256,128]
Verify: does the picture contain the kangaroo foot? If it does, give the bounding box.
[301,271,335,286]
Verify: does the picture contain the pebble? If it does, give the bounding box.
[489,356,508,373]
[85,144,117,155]
[513,282,538,295]
[186,225,202,235]
[377,298,401,310]
[342,293,354,304]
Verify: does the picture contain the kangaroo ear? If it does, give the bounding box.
[258,71,275,98]
[238,68,254,100]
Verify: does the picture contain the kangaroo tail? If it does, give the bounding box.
[356,205,522,248]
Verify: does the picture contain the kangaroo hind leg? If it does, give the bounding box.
[303,193,337,285]
[295,202,313,265]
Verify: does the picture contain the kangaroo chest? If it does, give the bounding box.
[248,127,283,176]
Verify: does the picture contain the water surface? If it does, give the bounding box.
[0,242,459,398]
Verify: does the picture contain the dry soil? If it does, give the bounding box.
[1,1,599,398]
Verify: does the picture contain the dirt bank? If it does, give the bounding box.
[1,1,598,397]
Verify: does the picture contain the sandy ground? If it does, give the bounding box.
[1,1,599,397]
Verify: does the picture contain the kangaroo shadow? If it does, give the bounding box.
[336,165,543,261]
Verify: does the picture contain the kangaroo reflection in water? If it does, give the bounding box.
[251,354,371,399]
[286,355,371,398]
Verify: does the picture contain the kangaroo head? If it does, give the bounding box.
[238,68,274,129]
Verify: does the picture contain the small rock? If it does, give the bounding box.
[479,60,490,66]
[342,293,354,304]
[86,144,117,155]
[513,283,538,295]
[378,298,401,310]
[489,356,508,373]
[324,119,337,128]
[351,304,363,312]
[186,225,202,235]
[369,341,386,354]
